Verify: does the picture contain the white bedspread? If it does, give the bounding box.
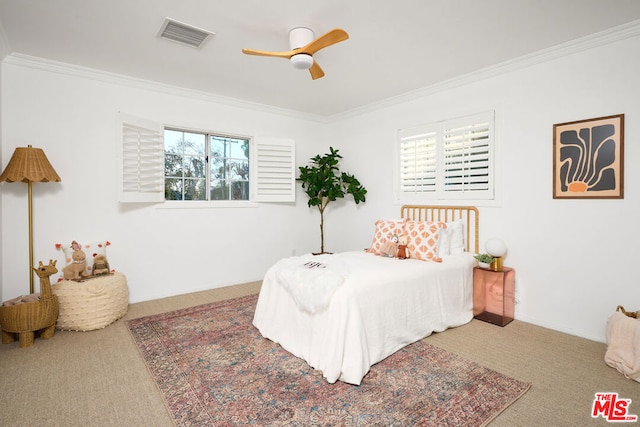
[253,250,475,385]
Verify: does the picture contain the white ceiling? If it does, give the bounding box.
[1,0,640,117]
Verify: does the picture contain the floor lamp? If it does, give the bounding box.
[0,145,61,294]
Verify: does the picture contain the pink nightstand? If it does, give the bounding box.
[473,266,515,326]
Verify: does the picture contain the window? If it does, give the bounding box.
[118,113,295,204]
[164,129,250,201]
[397,111,495,202]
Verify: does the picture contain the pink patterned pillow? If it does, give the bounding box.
[405,220,446,262]
[367,218,408,255]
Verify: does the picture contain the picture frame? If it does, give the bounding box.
[553,114,624,199]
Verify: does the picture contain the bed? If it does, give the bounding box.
[253,205,479,385]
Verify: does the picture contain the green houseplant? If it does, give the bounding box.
[298,147,367,254]
[474,253,495,269]
[474,253,495,263]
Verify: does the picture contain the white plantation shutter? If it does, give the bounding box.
[399,126,437,194]
[397,111,494,201]
[252,138,295,202]
[442,113,493,197]
[118,113,165,203]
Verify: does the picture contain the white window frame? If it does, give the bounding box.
[395,110,496,204]
[118,113,295,205]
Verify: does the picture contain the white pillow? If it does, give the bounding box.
[448,220,465,254]
[436,227,452,257]
[437,220,465,256]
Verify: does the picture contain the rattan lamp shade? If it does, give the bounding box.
[0,146,61,183]
[0,145,61,294]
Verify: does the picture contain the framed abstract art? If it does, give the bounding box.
[553,114,624,199]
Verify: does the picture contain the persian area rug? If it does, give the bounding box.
[127,294,530,426]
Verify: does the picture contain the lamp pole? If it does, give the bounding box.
[27,179,35,294]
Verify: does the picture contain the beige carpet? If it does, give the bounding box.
[0,281,637,426]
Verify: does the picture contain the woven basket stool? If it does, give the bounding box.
[51,272,129,331]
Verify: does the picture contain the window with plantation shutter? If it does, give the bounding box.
[396,111,495,202]
[118,113,165,203]
[118,113,295,204]
[252,138,295,202]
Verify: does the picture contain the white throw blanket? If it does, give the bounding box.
[273,254,349,314]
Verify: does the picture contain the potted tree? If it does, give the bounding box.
[298,147,367,254]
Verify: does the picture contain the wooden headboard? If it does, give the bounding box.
[400,205,479,254]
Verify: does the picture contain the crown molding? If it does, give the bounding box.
[329,19,640,122]
[3,18,639,124]
[2,53,327,123]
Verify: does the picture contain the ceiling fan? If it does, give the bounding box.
[242,27,349,80]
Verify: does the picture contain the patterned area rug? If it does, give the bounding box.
[127,294,530,426]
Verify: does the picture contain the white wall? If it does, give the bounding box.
[1,27,638,343]
[0,21,8,299]
[0,56,327,303]
[327,32,640,342]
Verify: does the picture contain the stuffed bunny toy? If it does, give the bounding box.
[62,240,88,280]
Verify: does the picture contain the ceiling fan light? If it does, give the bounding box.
[290,54,313,70]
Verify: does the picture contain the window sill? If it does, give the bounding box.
[156,200,259,209]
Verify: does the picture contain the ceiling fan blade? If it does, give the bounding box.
[309,61,325,80]
[241,47,295,59]
[300,28,349,55]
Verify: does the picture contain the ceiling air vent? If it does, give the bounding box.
[158,18,214,48]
